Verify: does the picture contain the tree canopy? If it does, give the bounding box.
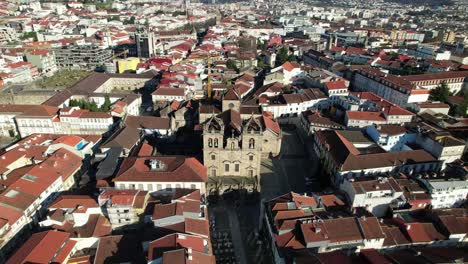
[429,82,450,103]
[275,46,296,67]
[226,59,238,70]
[69,95,111,112]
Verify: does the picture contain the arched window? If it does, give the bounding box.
[231,142,235,150]
[214,138,218,148]
[208,138,213,147]
[249,138,255,149]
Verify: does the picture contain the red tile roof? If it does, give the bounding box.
[358,217,386,240]
[324,80,348,90]
[48,195,98,210]
[114,156,207,183]
[99,189,147,207]
[262,113,280,135]
[347,111,386,121]
[6,231,74,264]
[282,61,301,72]
[301,217,363,244]
[405,222,446,243]
[153,87,185,96]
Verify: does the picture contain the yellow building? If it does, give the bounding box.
[442,31,455,43]
[117,57,140,73]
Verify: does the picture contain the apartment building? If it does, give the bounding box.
[265,192,386,260]
[354,67,429,107]
[402,71,468,95]
[340,177,404,217]
[418,177,468,209]
[53,44,113,70]
[57,107,114,136]
[113,156,208,195]
[0,104,58,137]
[0,104,116,138]
[338,92,414,128]
[5,231,77,264]
[25,49,58,77]
[0,147,83,258]
[0,26,17,43]
[260,88,328,118]
[98,189,149,229]
[314,130,440,185]
[300,110,344,135]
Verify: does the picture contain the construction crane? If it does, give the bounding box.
[105,49,129,62]
[180,53,224,99]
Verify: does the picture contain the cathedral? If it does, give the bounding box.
[201,89,282,190]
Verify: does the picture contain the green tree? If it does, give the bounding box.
[20,32,37,41]
[88,101,99,112]
[257,40,266,51]
[454,94,468,117]
[123,16,135,25]
[109,15,120,21]
[172,11,186,16]
[100,95,112,112]
[276,46,289,66]
[257,59,266,69]
[226,59,238,70]
[429,82,450,103]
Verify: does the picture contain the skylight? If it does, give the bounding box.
[22,174,37,182]
[5,190,19,198]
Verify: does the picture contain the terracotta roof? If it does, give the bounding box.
[282,61,301,72]
[302,110,343,128]
[52,135,83,147]
[324,80,348,90]
[347,111,386,121]
[125,116,171,130]
[94,235,145,264]
[301,217,363,244]
[99,189,147,208]
[49,195,98,209]
[114,156,207,183]
[101,126,140,150]
[152,200,200,220]
[405,222,446,243]
[0,104,58,117]
[351,177,402,194]
[319,194,346,208]
[79,111,112,119]
[262,113,281,135]
[358,217,386,240]
[382,225,411,247]
[153,87,185,96]
[0,204,23,226]
[403,71,468,82]
[148,233,213,262]
[315,130,437,172]
[223,88,240,101]
[6,231,74,264]
[185,218,210,237]
[376,124,407,135]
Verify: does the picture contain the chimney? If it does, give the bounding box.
[149,159,164,171]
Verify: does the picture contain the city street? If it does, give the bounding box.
[260,126,320,201]
[209,201,247,264]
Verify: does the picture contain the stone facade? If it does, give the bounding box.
[202,89,282,189]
